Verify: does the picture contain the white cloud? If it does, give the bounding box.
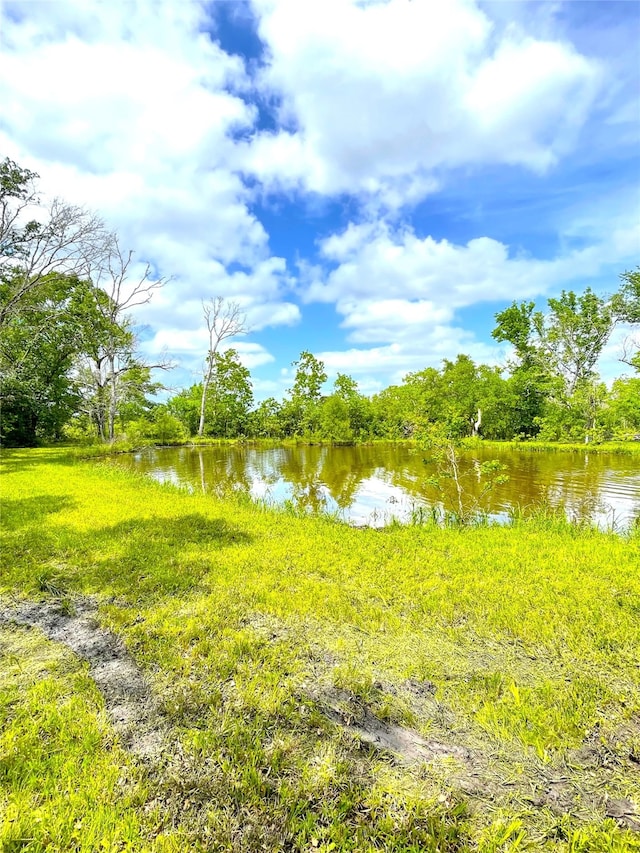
[232,342,276,369]
[139,329,275,380]
[338,299,453,344]
[310,221,599,313]
[243,0,602,204]
[0,0,299,363]
[318,335,503,388]
[302,212,639,383]
[0,0,635,401]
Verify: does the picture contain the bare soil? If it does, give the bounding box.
[2,597,638,833]
[0,596,167,760]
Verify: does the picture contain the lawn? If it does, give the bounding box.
[1,448,639,851]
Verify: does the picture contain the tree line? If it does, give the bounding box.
[1,156,638,447]
[0,157,171,446]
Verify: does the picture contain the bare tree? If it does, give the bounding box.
[620,336,639,371]
[1,167,111,326]
[91,236,166,317]
[198,297,248,437]
[82,238,173,442]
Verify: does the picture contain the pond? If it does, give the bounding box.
[109,443,640,530]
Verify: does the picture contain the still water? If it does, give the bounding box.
[110,444,640,530]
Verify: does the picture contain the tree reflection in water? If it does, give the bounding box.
[117,445,640,530]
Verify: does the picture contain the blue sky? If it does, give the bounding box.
[1,0,638,399]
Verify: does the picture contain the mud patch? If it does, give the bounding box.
[248,614,640,830]
[0,597,166,760]
[313,685,471,767]
[605,798,640,832]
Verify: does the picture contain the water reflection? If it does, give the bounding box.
[118,445,640,530]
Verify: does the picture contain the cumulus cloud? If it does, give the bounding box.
[0,0,635,399]
[242,0,602,204]
[0,0,299,371]
[309,221,593,319]
[301,212,639,386]
[317,335,503,388]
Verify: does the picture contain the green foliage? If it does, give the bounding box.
[491,276,640,441]
[606,377,640,436]
[1,157,165,447]
[166,384,201,435]
[0,156,38,201]
[282,351,328,436]
[168,353,254,439]
[0,274,100,445]
[492,300,541,364]
[418,423,509,524]
[0,157,39,265]
[319,393,352,440]
[206,349,253,437]
[545,288,616,394]
[615,267,640,324]
[248,396,283,438]
[318,374,374,441]
[124,409,188,446]
[181,349,252,439]
[370,382,417,438]
[290,350,327,401]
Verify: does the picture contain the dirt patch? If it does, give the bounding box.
[307,680,640,832]
[247,614,639,831]
[0,597,166,760]
[3,599,637,834]
[605,798,640,833]
[315,685,471,767]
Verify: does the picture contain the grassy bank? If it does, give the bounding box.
[68,436,640,459]
[479,440,640,455]
[1,448,639,851]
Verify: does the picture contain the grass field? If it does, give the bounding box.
[1,448,639,851]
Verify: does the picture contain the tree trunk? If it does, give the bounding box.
[197,361,213,438]
[108,354,118,442]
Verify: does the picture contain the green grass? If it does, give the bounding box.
[480,439,640,455]
[0,626,188,851]
[1,448,639,851]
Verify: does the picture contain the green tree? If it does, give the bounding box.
[615,267,640,324]
[494,283,638,441]
[79,240,169,442]
[492,301,542,363]
[0,159,168,445]
[167,385,201,436]
[400,358,511,440]
[249,397,283,438]
[474,364,513,440]
[438,355,482,437]
[323,373,372,440]
[283,351,327,435]
[371,381,423,438]
[0,273,96,445]
[607,376,640,436]
[616,268,640,371]
[197,297,248,437]
[492,301,550,437]
[544,289,617,395]
[204,349,253,437]
[291,350,327,401]
[320,394,352,441]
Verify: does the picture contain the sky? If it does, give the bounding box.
[1,0,639,400]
